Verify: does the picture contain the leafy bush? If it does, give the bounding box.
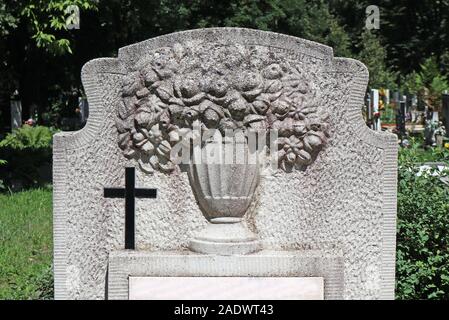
[0,126,57,190]
[0,125,55,150]
[399,137,449,164]
[396,141,449,299]
[0,159,6,190]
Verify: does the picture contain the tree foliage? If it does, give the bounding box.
[402,57,449,109]
[356,29,397,89]
[1,0,449,130]
[2,0,97,54]
[396,141,449,299]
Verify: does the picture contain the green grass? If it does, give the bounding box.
[0,188,53,299]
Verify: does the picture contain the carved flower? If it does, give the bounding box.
[288,98,317,120]
[141,67,159,86]
[277,135,312,171]
[252,99,270,115]
[152,80,174,103]
[264,79,283,94]
[118,132,135,158]
[159,109,172,130]
[218,118,238,134]
[135,87,150,100]
[302,120,329,153]
[271,98,292,119]
[134,123,177,173]
[227,97,249,121]
[134,94,165,129]
[303,132,325,153]
[234,72,263,102]
[151,49,177,80]
[206,78,229,98]
[262,63,283,79]
[174,77,206,106]
[180,78,200,98]
[293,120,308,137]
[135,109,154,129]
[199,100,225,129]
[122,72,144,97]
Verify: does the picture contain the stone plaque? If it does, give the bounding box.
[108,251,343,300]
[129,277,324,300]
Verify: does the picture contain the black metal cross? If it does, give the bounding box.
[104,167,157,250]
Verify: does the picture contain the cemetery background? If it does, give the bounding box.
[0,0,449,300]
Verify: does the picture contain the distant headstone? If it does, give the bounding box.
[432,111,439,122]
[435,122,446,146]
[10,97,22,130]
[411,95,418,109]
[397,100,407,139]
[371,89,381,130]
[392,91,400,107]
[79,98,89,124]
[53,28,398,300]
[424,120,437,147]
[442,93,449,136]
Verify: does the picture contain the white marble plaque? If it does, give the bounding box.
[129,277,324,300]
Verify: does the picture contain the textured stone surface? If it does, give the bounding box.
[53,28,397,300]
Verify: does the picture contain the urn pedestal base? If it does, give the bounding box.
[189,218,261,255]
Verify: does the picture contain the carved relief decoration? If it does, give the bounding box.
[116,42,330,172]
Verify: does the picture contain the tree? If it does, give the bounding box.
[330,0,449,76]
[356,29,397,89]
[0,3,18,36]
[275,0,351,56]
[402,57,449,110]
[3,0,97,54]
[0,0,97,131]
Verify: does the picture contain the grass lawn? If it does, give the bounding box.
[0,188,53,300]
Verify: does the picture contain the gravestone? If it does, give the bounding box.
[78,97,89,125]
[384,89,390,107]
[442,93,449,135]
[53,28,398,300]
[392,91,400,108]
[396,100,407,139]
[370,89,381,131]
[10,95,22,130]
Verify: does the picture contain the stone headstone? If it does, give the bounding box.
[78,97,89,124]
[432,111,439,122]
[370,89,381,131]
[384,89,390,106]
[442,93,449,135]
[396,100,407,139]
[411,95,418,109]
[392,91,400,107]
[53,28,398,300]
[10,98,22,130]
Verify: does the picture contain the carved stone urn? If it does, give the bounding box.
[187,138,261,255]
[115,39,330,256]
